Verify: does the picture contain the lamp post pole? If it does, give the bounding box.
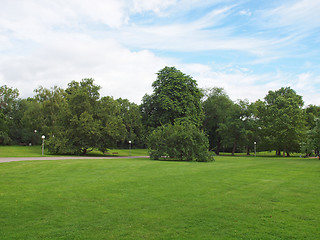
[254,142,257,157]
[42,135,45,156]
[33,130,37,145]
[129,140,132,156]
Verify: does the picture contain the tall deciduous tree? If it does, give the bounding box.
[240,100,261,155]
[117,98,143,147]
[305,104,320,130]
[0,85,20,144]
[202,88,234,155]
[141,66,203,129]
[307,118,320,155]
[218,101,246,156]
[259,87,305,156]
[21,86,66,144]
[47,79,126,155]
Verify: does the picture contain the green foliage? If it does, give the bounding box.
[2,78,320,156]
[141,66,204,129]
[148,121,213,162]
[202,87,234,154]
[0,85,20,144]
[305,105,320,128]
[116,98,144,147]
[0,111,10,144]
[304,118,320,154]
[0,85,19,115]
[258,87,306,156]
[47,79,126,155]
[218,101,247,155]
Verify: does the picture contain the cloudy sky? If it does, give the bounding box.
[1,0,320,105]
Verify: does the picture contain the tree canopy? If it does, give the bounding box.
[141,66,203,129]
[258,87,306,156]
[1,67,320,157]
[148,120,213,162]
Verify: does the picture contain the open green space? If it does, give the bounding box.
[0,145,148,158]
[1,156,319,239]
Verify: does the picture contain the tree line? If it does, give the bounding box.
[1,66,320,158]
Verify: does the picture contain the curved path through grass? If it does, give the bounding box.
[0,156,149,163]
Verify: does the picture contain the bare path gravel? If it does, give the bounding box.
[0,156,149,163]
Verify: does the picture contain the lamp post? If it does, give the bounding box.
[254,142,257,157]
[33,130,37,146]
[42,135,45,156]
[129,140,132,156]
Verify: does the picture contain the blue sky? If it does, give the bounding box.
[1,0,320,105]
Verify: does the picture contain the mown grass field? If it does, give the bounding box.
[1,155,319,239]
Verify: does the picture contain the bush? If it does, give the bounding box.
[148,121,214,162]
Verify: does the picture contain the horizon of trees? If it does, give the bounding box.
[1,66,320,157]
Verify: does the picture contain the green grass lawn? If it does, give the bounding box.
[0,145,148,157]
[1,156,319,239]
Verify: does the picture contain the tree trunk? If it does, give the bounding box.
[82,148,87,155]
[215,141,221,155]
[246,146,250,155]
[232,141,236,156]
[286,151,290,157]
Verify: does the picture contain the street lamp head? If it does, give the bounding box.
[34,130,37,133]
[254,142,256,145]
[42,135,45,139]
[129,141,131,144]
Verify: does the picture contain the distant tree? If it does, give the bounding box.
[148,120,213,162]
[302,118,320,156]
[96,96,126,153]
[20,86,67,145]
[259,87,306,156]
[218,101,247,156]
[238,100,261,155]
[117,98,143,147]
[47,79,126,155]
[305,104,320,129]
[202,88,234,155]
[141,66,203,130]
[0,85,19,115]
[0,85,20,144]
[0,111,10,144]
[33,86,66,136]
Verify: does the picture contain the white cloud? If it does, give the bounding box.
[176,63,320,106]
[261,0,320,31]
[1,0,320,107]
[117,12,282,56]
[239,9,252,16]
[131,0,177,15]
[0,32,172,103]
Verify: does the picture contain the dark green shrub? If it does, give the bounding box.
[148,121,214,162]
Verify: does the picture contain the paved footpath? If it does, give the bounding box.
[0,156,149,163]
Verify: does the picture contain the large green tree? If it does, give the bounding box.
[141,66,203,129]
[0,85,20,144]
[202,88,234,155]
[259,87,305,156]
[218,101,247,156]
[306,118,320,155]
[47,79,126,155]
[20,86,66,145]
[305,104,320,130]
